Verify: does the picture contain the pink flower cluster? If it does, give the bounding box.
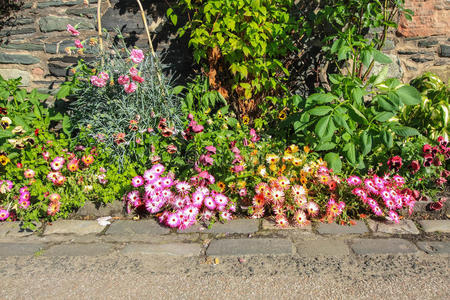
[126,163,234,230]
[230,141,244,174]
[117,67,145,94]
[18,186,30,210]
[90,72,110,88]
[183,114,204,140]
[349,174,415,223]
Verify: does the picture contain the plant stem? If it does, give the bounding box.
[97,0,104,67]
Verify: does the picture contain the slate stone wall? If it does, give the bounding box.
[0,0,448,93]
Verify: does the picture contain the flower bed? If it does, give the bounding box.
[1,3,449,230]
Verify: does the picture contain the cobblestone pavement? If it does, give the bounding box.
[0,218,449,299]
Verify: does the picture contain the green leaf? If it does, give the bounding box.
[347,104,368,124]
[306,93,337,108]
[308,106,333,116]
[392,125,420,137]
[381,130,393,148]
[172,85,184,95]
[351,87,364,106]
[315,115,334,138]
[315,141,336,151]
[372,50,392,64]
[361,131,372,155]
[374,111,394,122]
[372,65,389,85]
[324,152,342,173]
[395,85,421,105]
[343,142,356,164]
[56,84,72,99]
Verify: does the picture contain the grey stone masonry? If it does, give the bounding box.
[317,221,368,235]
[418,220,450,233]
[44,220,104,235]
[0,243,45,256]
[207,238,294,256]
[0,53,40,65]
[106,220,170,235]
[350,238,419,255]
[39,16,94,32]
[0,69,31,86]
[43,243,114,256]
[295,239,350,257]
[367,220,420,235]
[417,241,450,254]
[121,243,201,257]
[177,219,259,234]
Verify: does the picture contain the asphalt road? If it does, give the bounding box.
[1,252,448,299]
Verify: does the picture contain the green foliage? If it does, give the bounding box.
[290,73,421,172]
[314,0,412,80]
[175,0,298,115]
[0,75,65,160]
[400,72,450,140]
[59,33,184,165]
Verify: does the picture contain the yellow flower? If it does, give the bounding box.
[269,164,278,172]
[89,38,98,46]
[292,157,303,167]
[286,144,299,154]
[0,155,10,166]
[204,107,211,114]
[237,180,246,189]
[303,145,311,154]
[300,176,307,185]
[217,111,223,119]
[266,154,279,164]
[282,154,294,162]
[217,181,226,192]
[257,165,267,177]
[1,117,12,129]
[250,149,258,156]
[278,111,287,120]
[242,115,250,125]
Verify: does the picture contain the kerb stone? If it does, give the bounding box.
[367,219,419,235]
[44,243,113,256]
[44,220,104,235]
[0,243,45,256]
[106,220,170,235]
[121,243,201,257]
[317,221,368,235]
[207,238,294,256]
[419,220,450,233]
[350,238,419,255]
[262,219,311,231]
[295,239,350,257]
[0,221,39,238]
[417,241,450,254]
[178,219,259,234]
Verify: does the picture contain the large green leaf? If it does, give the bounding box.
[374,111,395,122]
[392,125,420,137]
[306,93,337,108]
[372,50,392,64]
[343,142,356,164]
[381,130,393,148]
[395,85,421,105]
[347,104,368,125]
[314,115,334,138]
[361,131,372,155]
[324,152,342,173]
[308,106,333,116]
[315,141,336,151]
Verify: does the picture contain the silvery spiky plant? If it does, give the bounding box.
[67,33,184,165]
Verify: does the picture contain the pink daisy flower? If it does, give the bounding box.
[145,201,161,214]
[220,211,233,221]
[131,176,144,187]
[161,177,173,188]
[373,176,385,189]
[364,179,378,194]
[352,188,368,201]
[19,192,30,201]
[204,196,216,210]
[293,210,309,226]
[201,209,213,221]
[18,199,30,209]
[183,205,199,219]
[161,189,172,199]
[150,164,165,175]
[385,199,396,210]
[145,183,158,194]
[380,189,391,201]
[19,186,29,194]
[214,193,228,207]
[127,191,140,206]
[392,175,405,186]
[371,205,383,216]
[176,181,191,194]
[387,211,399,223]
[24,169,35,179]
[143,169,158,183]
[191,191,204,208]
[166,213,181,228]
[347,176,362,186]
[172,196,186,210]
[238,188,247,197]
[0,209,9,220]
[367,197,378,208]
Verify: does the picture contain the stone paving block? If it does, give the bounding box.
[106,220,170,235]
[121,243,201,257]
[44,243,114,256]
[262,219,311,231]
[44,220,104,235]
[295,239,350,257]
[367,220,420,235]
[417,241,450,254]
[350,238,419,255]
[75,201,124,217]
[0,243,45,257]
[206,238,294,256]
[0,222,40,238]
[418,220,450,233]
[316,221,368,235]
[178,219,259,234]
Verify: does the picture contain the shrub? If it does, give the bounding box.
[400,72,449,140]
[58,30,184,165]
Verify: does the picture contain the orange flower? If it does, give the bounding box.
[217,181,226,192]
[303,145,310,154]
[300,176,307,185]
[82,155,94,166]
[67,159,79,172]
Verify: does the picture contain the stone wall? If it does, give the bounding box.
[0,0,448,93]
